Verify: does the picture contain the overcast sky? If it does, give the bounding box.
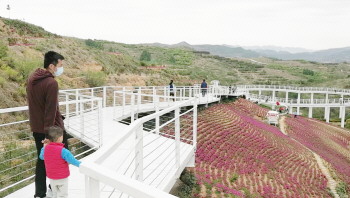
[1,0,349,50]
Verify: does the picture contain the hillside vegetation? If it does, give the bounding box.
[1,17,350,109]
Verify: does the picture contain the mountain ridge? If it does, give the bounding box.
[144,42,350,63]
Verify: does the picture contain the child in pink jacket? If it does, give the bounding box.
[40,126,81,198]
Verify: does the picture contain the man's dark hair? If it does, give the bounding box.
[44,51,65,68]
[47,126,63,142]
[203,79,206,82]
[170,80,173,84]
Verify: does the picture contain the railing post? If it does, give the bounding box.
[164,86,167,101]
[65,94,70,129]
[98,99,103,147]
[138,88,141,112]
[341,107,345,128]
[180,88,183,101]
[80,97,85,139]
[122,87,126,116]
[103,86,107,108]
[85,176,100,198]
[131,94,135,123]
[193,101,197,150]
[175,108,180,168]
[135,124,143,181]
[155,96,160,135]
[153,86,156,104]
[113,91,116,120]
[76,90,79,115]
[91,88,94,110]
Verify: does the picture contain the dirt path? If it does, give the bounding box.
[278,116,288,135]
[278,116,340,198]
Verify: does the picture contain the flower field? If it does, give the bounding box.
[285,115,350,187]
[193,99,331,197]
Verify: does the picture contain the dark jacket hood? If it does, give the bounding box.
[30,68,54,85]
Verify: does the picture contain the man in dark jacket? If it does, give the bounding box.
[27,51,68,198]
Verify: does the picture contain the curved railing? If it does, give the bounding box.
[238,84,350,94]
[80,94,198,197]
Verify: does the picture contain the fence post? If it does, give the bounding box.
[175,108,180,168]
[91,88,94,110]
[65,94,70,129]
[138,87,141,112]
[122,87,126,116]
[164,86,167,101]
[76,90,79,116]
[80,97,85,139]
[193,100,197,151]
[85,176,100,198]
[103,86,107,108]
[131,94,135,123]
[153,86,156,103]
[98,99,103,147]
[155,96,160,135]
[135,124,143,181]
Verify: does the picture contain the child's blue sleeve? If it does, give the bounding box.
[61,148,81,167]
[39,148,45,160]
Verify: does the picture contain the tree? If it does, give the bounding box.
[140,50,151,61]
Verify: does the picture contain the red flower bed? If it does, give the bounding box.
[285,115,350,186]
[194,99,330,197]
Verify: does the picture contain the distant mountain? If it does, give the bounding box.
[144,42,260,58]
[241,45,314,53]
[144,42,350,63]
[258,47,350,63]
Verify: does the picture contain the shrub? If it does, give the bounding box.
[0,76,6,87]
[303,69,315,76]
[230,173,239,183]
[177,169,198,198]
[85,39,103,49]
[0,41,8,58]
[336,182,348,198]
[140,50,151,61]
[3,66,20,81]
[84,71,106,87]
[14,59,41,80]
[17,132,30,140]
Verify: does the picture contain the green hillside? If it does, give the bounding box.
[1,17,350,109]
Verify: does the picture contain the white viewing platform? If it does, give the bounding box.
[4,86,222,198]
[3,84,350,197]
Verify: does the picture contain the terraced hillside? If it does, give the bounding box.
[1,17,350,109]
[285,116,350,196]
[192,99,349,197]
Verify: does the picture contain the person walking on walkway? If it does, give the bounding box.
[169,80,176,101]
[40,126,81,198]
[27,51,68,198]
[201,79,208,97]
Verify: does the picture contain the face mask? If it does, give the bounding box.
[54,67,64,77]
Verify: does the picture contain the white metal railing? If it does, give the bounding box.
[80,92,198,198]
[248,93,350,106]
[0,89,103,195]
[112,86,223,122]
[239,84,350,94]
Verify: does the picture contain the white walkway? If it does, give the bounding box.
[6,103,195,198]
